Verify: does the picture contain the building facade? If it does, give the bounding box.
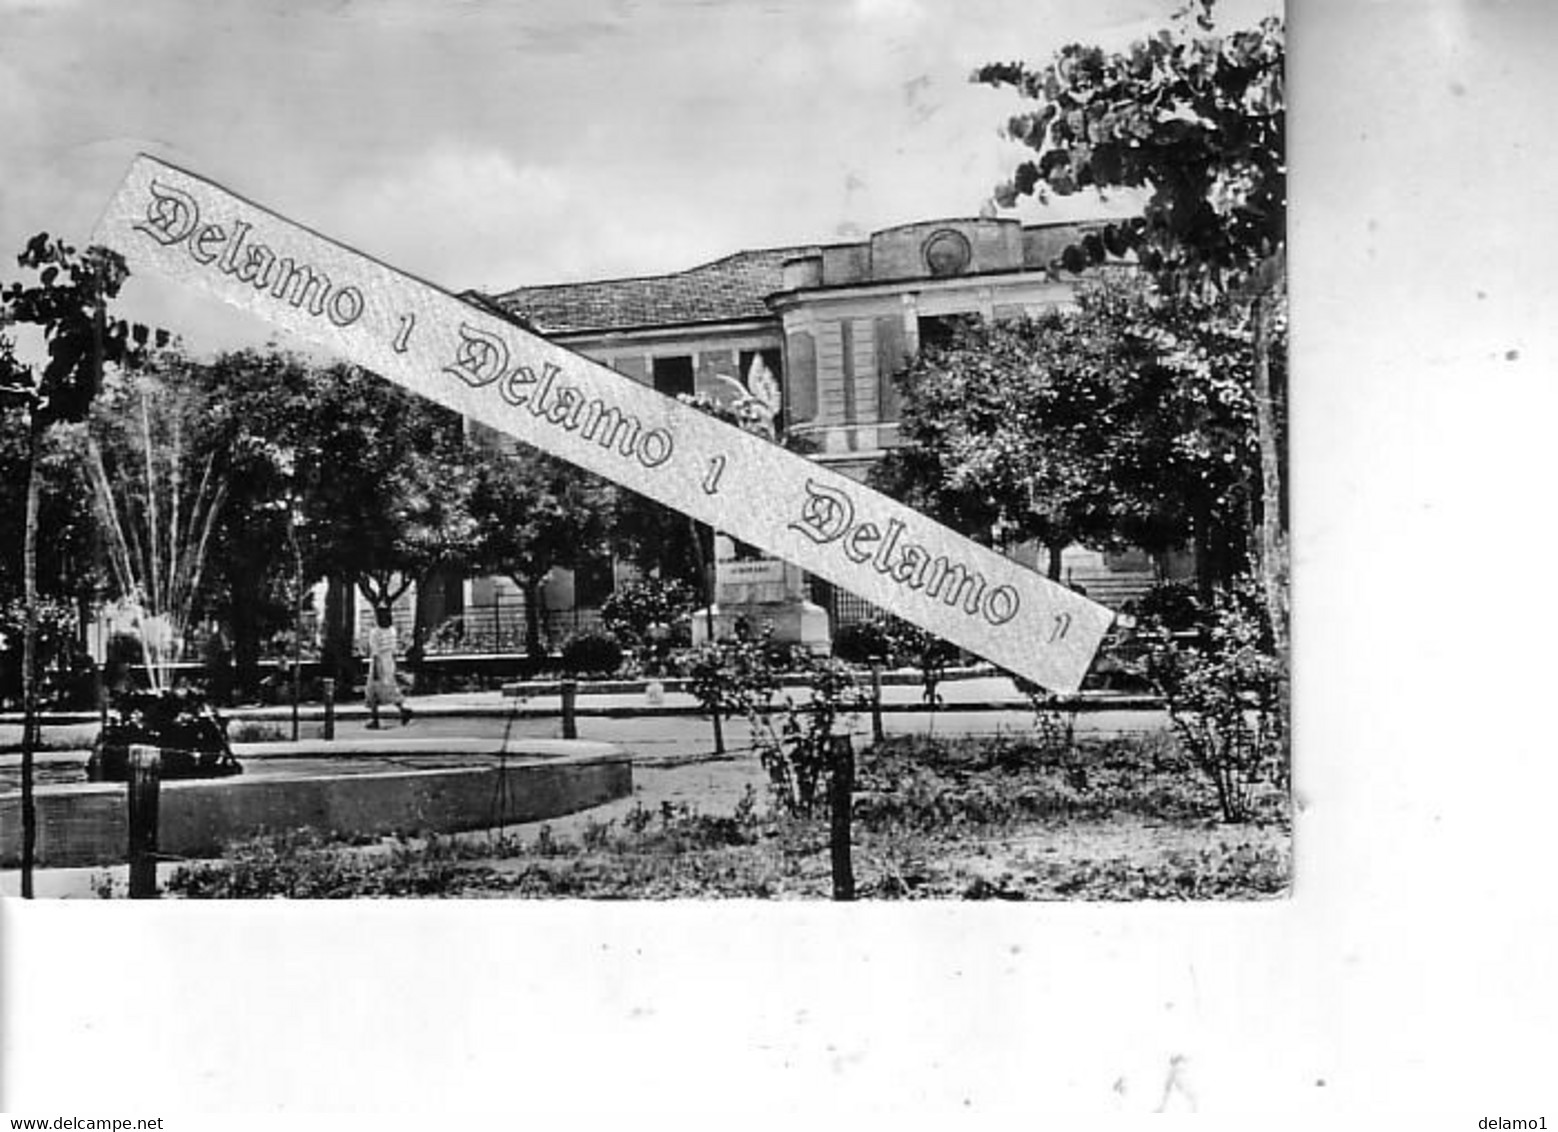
[490,216,1103,481]
[431,215,1154,651]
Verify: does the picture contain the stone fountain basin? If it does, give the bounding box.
[0,737,630,870]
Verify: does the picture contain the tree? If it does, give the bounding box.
[466,442,612,664]
[0,596,86,707]
[873,279,1265,594]
[0,405,99,683]
[1,233,160,897]
[180,348,315,701]
[121,352,477,696]
[976,0,1287,653]
[609,392,770,614]
[610,487,710,594]
[976,0,1283,291]
[872,311,1089,575]
[291,363,473,683]
[868,318,1010,554]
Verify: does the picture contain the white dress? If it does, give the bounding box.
[364,625,403,708]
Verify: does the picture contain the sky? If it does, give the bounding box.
[0,0,1281,356]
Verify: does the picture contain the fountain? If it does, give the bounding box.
[84,373,237,780]
[0,370,632,872]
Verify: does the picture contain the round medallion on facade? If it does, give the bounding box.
[923,228,973,277]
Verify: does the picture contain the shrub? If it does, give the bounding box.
[600,578,697,646]
[1007,672,1079,758]
[888,622,959,708]
[426,618,468,655]
[580,816,616,851]
[685,633,865,816]
[168,829,506,898]
[750,658,867,816]
[831,619,896,666]
[168,828,364,898]
[834,617,958,698]
[759,638,812,673]
[558,628,624,678]
[0,596,92,707]
[1146,581,1286,823]
[685,636,780,721]
[601,578,696,677]
[616,795,764,853]
[1138,581,1205,634]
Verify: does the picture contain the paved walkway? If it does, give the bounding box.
[1,681,1165,773]
[1,673,1156,731]
[1,680,1167,784]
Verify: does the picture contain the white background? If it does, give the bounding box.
[5,0,1557,1122]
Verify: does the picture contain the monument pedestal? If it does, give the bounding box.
[691,549,831,653]
[690,599,832,652]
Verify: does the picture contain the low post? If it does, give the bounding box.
[561,678,578,740]
[710,688,725,757]
[322,677,336,741]
[869,658,885,744]
[289,658,300,743]
[829,734,855,902]
[127,744,161,899]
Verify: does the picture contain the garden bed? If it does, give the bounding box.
[160,731,1290,900]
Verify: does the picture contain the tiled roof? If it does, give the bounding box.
[487,220,1116,336]
[491,246,817,335]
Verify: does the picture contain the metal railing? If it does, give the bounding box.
[824,587,893,628]
[422,601,606,657]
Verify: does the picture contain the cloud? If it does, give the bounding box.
[335,146,574,283]
[851,0,926,24]
[332,143,769,293]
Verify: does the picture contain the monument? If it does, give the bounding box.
[691,536,830,651]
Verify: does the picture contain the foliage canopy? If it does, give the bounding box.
[976,0,1284,293]
[873,280,1276,591]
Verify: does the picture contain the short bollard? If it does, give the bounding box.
[322,677,336,741]
[561,679,578,740]
[127,744,162,899]
[869,659,885,744]
[709,688,725,756]
[829,734,855,902]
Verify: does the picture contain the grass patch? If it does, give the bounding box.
[163,733,1290,900]
[855,731,1278,828]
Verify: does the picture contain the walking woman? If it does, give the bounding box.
[365,605,413,729]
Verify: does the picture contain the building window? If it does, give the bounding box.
[786,331,817,424]
[875,316,909,425]
[738,348,783,389]
[652,355,695,398]
[729,350,779,384]
[917,313,978,352]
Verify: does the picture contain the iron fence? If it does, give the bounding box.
[422,599,605,657]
